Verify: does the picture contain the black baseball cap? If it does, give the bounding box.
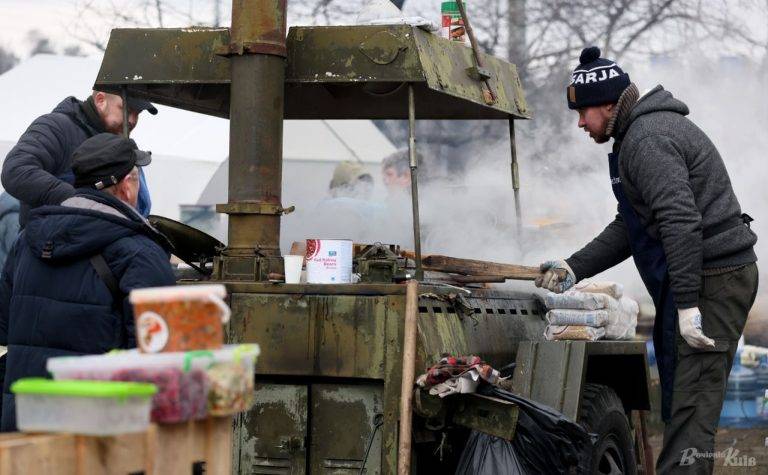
[125,96,158,115]
[72,133,152,189]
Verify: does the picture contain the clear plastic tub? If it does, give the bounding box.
[12,378,156,435]
[207,345,259,416]
[47,344,260,422]
[48,350,211,423]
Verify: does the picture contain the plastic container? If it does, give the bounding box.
[129,284,231,353]
[207,345,260,416]
[47,345,260,422]
[719,351,758,428]
[12,378,156,435]
[305,239,353,284]
[48,350,212,423]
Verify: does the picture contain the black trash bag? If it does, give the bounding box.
[455,385,594,475]
[455,430,526,474]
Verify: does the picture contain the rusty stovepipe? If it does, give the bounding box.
[217,0,288,280]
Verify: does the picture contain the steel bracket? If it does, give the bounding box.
[217,202,295,216]
[465,66,492,81]
[216,41,287,58]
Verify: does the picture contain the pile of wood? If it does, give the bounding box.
[402,252,541,284]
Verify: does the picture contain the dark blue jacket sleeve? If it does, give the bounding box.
[1,115,77,207]
[118,243,176,347]
[0,238,19,346]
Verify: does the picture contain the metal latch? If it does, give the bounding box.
[276,436,303,454]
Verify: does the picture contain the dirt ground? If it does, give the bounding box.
[647,424,768,473]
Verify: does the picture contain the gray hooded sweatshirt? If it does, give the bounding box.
[566,86,757,309]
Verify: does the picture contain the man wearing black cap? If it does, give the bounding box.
[1,90,158,227]
[535,47,758,473]
[0,133,175,431]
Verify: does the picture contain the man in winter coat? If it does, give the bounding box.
[1,90,157,227]
[0,193,19,269]
[536,47,758,473]
[0,133,176,431]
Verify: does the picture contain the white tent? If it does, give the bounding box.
[0,54,396,219]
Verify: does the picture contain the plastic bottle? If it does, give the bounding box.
[719,350,758,428]
[753,355,768,423]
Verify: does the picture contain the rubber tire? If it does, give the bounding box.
[578,383,637,475]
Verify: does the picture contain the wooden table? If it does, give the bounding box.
[0,416,233,475]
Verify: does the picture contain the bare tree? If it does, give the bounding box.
[68,0,232,51]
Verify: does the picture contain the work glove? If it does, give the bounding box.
[678,307,715,349]
[535,259,576,294]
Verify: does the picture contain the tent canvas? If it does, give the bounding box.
[0,54,396,220]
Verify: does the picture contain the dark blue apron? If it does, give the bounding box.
[609,152,677,421]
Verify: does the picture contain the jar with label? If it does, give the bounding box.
[441,1,469,45]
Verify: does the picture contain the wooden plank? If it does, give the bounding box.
[155,421,195,475]
[0,417,234,475]
[76,431,151,475]
[420,255,540,280]
[203,417,233,475]
[0,433,77,475]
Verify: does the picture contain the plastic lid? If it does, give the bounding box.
[129,284,227,304]
[11,378,157,398]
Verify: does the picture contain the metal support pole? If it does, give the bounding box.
[509,118,522,236]
[397,280,419,475]
[408,84,423,281]
[217,0,288,280]
[121,86,130,138]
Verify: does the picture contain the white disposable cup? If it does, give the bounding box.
[283,255,304,284]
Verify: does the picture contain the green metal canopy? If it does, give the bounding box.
[94,25,530,120]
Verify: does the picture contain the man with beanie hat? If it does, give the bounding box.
[1,90,157,228]
[0,133,175,431]
[536,47,758,473]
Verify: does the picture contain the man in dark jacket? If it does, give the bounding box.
[536,47,758,473]
[0,133,176,431]
[0,193,19,269]
[1,91,157,227]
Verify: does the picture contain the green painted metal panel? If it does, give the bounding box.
[512,341,650,420]
[228,293,388,379]
[94,25,530,120]
[310,384,384,473]
[237,383,308,474]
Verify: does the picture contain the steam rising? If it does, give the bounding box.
[288,57,765,311]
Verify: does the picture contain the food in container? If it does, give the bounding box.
[111,366,208,422]
[12,378,156,435]
[207,345,259,416]
[47,350,212,424]
[47,344,260,423]
[129,284,230,353]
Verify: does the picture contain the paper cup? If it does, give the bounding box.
[283,255,304,284]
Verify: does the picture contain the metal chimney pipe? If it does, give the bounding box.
[218,0,287,280]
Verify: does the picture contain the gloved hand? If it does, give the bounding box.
[535,259,576,293]
[678,307,715,349]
